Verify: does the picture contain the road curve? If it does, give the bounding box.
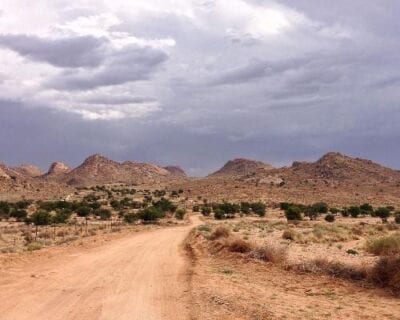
[0,216,201,320]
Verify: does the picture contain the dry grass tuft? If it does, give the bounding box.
[210,226,230,240]
[369,256,400,295]
[249,244,288,264]
[366,233,400,255]
[228,239,253,253]
[293,258,366,281]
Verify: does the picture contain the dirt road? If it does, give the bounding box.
[0,217,201,320]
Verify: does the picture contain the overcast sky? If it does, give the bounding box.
[0,0,399,175]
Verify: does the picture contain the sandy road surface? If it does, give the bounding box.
[0,217,201,320]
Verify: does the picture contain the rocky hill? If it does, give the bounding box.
[163,166,187,177]
[45,162,71,177]
[209,158,274,178]
[53,154,184,187]
[12,164,43,177]
[262,152,400,186]
[170,152,400,207]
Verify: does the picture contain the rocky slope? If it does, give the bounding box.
[163,166,187,178]
[209,158,274,178]
[12,164,43,177]
[44,162,71,178]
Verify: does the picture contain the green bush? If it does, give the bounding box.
[52,209,72,224]
[153,198,177,213]
[375,207,391,223]
[124,212,138,224]
[360,203,374,215]
[192,205,200,212]
[349,206,361,218]
[0,201,11,218]
[329,207,339,215]
[138,206,163,222]
[285,206,302,221]
[201,206,212,216]
[395,212,400,224]
[175,209,186,220]
[76,206,92,217]
[30,210,52,226]
[10,209,28,221]
[251,202,266,217]
[240,202,251,214]
[95,208,112,220]
[214,208,226,220]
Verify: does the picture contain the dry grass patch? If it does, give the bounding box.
[228,239,254,253]
[248,244,288,264]
[210,226,230,240]
[293,258,367,281]
[369,256,400,295]
[366,233,400,255]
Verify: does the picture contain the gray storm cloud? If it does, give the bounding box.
[0,0,399,175]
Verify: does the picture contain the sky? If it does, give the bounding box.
[0,0,399,176]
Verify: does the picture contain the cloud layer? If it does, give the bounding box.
[0,0,399,174]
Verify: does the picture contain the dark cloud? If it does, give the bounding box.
[49,45,168,90]
[0,34,107,68]
[1,1,400,174]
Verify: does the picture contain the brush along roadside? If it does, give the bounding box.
[192,224,400,296]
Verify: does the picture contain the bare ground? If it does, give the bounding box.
[187,229,400,320]
[0,217,201,320]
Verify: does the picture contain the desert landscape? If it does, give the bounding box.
[1,1,400,319]
[0,152,399,319]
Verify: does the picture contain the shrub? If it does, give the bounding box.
[0,201,11,218]
[210,226,230,240]
[76,206,92,218]
[366,233,400,255]
[312,202,329,214]
[346,249,358,255]
[124,212,138,224]
[153,198,177,213]
[395,212,400,224]
[228,239,253,253]
[251,202,266,217]
[240,202,251,214]
[280,202,291,210]
[349,206,361,218]
[360,203,374,215]
[30,210,52,226]
[214,208,226,220]
[175,209,186,220]
[325,214,335,223]
[341,208,349,217]
[95,209,112,220]
[375,207,391,223]
[282,229,297,240]
[249,244,287,264]
[285,206,302,221]
[138,206,163,222]
[201,206,212,216]
[297,258,366,280]
[192,205,200,212]
[329,207,339,215]
[369,256,400,295]
[10,209,28,221]
[197,225,211,233]
[26,242,43,251]
[52,209,72,224]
